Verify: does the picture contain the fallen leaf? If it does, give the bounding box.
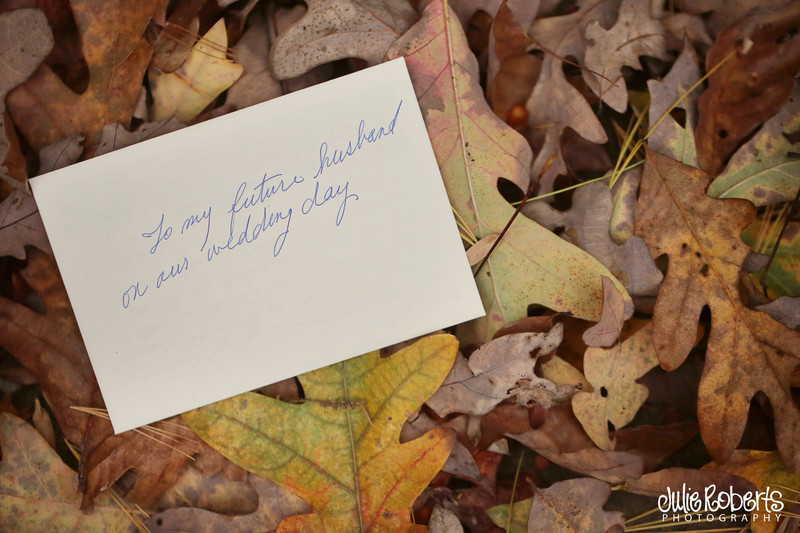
[623,467,755,499]
[426,325,565,417]
[388,0,630,343]
[582,0,669,113]
[155,464,259,514]
[428,505,464,533]
[269,0,417,79]
[37,134,83,175]
[524,0,615,190]
[485,498,530,533]
[146,473,309,533]
[0,250,242,507]
[487,0,540,123]
[647,38,700,167]
[150,19,243,122]
[522,181,663,299]
[150,0,205,73]
[183,335,458,533]
[526,478,624,533]
[95,119,185,157]
[225,9,282,110]
[0,188,52,258]
[402,412,480,480]
[583,277,627,347]
[0,413,135,532]
[741,220,799,298]
[695,2,800,175]
[7,0,166,150]
[757,297,800,330]
[707,86,800,206]
[634,148,800,470]
[0,8,53,178]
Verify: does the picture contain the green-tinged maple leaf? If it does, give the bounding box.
[634,148,800,470]
[150,19,243,122]
[708,87,800,206]
[0,413,135,532]
[386,0,631,344]
[183,335,459,533]
[6,0,165,150]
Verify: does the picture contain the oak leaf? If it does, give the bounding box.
[0,413,134,532]
[388,0,630,344]
[269,0,417,79]
[741,220,799,298]
[757,297,800,330]
[0,189,52,259]
[634,148,800,470]
[623,467,755,499]
[582,277,627,347]
[707,86,800,206]
[150,19,243,122]
[183,335,459,533]
[6,0,166,150]
[695,2,800,175]
[226,9,282,111]
[96,119,185,157]
[582,0,669,113]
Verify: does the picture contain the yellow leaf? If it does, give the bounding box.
[150,19,243,122]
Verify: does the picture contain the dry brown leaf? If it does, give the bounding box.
[623,467,754,498]
[429,505,464,533]
[757,297,800,330]
[37,134,83,173]
[582,277,626,347]
[156,465,258,514]
[402,412,481,480]
[527,478,624,533]
[523,181,663,299]
[269,0,417,79]
[150,0,205,73]
[95,119,185,157]
[573,320,658,450]
[634,148,800,470]
[524,0,615,191]
[487,0,540,122]
[0,189,52,259]
[695,1,800,175]
[226,9,282,110]
[426,324,565,416]
[583,0,669,112]
[7,0,166,151]
[0,8,53,181]
[647,38,700,167]
[146,473,308,533]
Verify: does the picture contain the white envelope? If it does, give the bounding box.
[31,58,484,433]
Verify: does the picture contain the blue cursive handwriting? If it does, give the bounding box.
[228,173,304,235]
[301,180,359,226]
[208,206,292,261]
[122,282,148,309]
[142,214,172,254]
[181,207,212,251]
[312,100,402,179]
[156,257,189,288]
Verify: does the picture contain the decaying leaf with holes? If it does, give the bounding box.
[708,86,800,206]
[150,19,243,122]
[695,2,800,175]
[7,0,166,150]
[0,413,135,532]
[387,0,630,344]
[634,148,800,470]
[269,0,417,79]
[183,335,458,533]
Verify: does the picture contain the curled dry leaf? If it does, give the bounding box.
[7,0,166,150]
[527,478,624,533]
[146,473,309,533]
[573,320,659,450]
[389,0,630,343]
[0,413,134,532]
[523,181,662,299]
[270,0,417,79]
[0,189,52,259]
[426,324,565,417]
[582,0,669,113]
[695,1,800,175]
[647,38,700,167]
[183,335,458,533]
[707,86,800,206]
[634,148,800,470]
[150,19,243,122]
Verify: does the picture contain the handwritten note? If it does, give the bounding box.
[30,58,484,433]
